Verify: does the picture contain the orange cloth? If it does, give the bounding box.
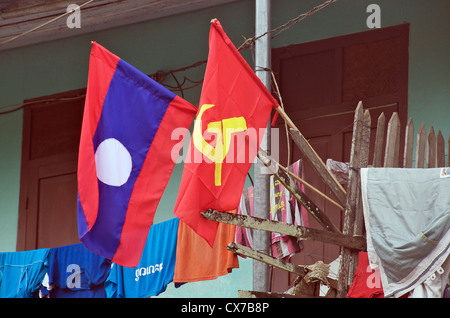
[173,214,239,283]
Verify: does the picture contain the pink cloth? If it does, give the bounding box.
[235,159,309,260]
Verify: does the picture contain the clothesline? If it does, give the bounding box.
[155,0,340,95]
[0,158,308,298]
[0,217,237,298]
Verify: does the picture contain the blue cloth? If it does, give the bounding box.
[44,243,111,298]
[0,248,49,298]
[105,218,179,298]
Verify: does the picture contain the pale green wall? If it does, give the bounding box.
[269,0,450,163]
[274,0,450,142]
[0,111,22,251]
[1,0,449,297]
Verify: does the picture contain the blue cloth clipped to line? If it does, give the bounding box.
[105,218,179,298]
[0,248,50,298]
[42,243,111,298]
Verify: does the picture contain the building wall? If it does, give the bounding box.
[0,0,449,296]
[270,0,450,141]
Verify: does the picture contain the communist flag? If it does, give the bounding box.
[77,42,197,267]
[173,19,278,246]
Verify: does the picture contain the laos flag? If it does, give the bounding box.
[77,42,197,267]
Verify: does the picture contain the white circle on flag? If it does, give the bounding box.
[95,138,132,187]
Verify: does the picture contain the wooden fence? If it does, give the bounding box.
[203,101,449,298]
[373,109,449,168]
[337,102,450,297]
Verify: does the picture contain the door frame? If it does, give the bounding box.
[16,88,85,251]
[272,23,409,165]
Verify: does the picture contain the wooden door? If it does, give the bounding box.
[270,24,409,292]
[17,89,85,251]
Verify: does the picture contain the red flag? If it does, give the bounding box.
[173,19,278,246]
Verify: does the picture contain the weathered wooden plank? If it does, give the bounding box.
[256,145,343,211]
[337,102,365,297]
[274,106,347,206]
[227,242,308,276]
[340,103,364,236]
[339,108,371,298]
[415,124,426,168]
[436,130,445,168]
[257,150,341,233]
[373,112,385,167]
[403,118,414,168]
[201,210,366,251]
[354,109,370,237]
[274,105,347,206]
[279,164,344,212]
[360,110,371,169]
[384,112,400,167]
[233,243,337,298]
[288,128,347,206]
[426,126,436,168]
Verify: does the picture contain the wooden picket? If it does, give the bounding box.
[436,131,446,168]
[403,118,414,168]
[384,112,401,167]
[372,112,385,167]
[372,113,448,169]
[415,124,426,168]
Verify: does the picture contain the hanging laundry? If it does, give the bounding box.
[0,248,49,298]
[270,159,308,260]
[326,159,350,185]
[361,167,450,298]
[41,243,111,298]
[270,178,303,259]
[235,187,254,250]
[407,255,450,298]
[173,214,239,283]
[105,218,179,298]
[235,159,308,260]
[347,252,384,298]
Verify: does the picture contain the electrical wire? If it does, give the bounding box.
[0,0,340,115]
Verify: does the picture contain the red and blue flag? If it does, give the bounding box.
[77,42,197,267]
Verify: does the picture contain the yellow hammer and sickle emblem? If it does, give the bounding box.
[193,104,247,186]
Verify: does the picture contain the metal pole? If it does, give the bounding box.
[253,0,272,293]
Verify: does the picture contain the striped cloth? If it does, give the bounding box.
[235,160,309,260]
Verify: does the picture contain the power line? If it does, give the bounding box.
[0,0,340,115]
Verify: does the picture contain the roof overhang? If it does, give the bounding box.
[0,0,239,51]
